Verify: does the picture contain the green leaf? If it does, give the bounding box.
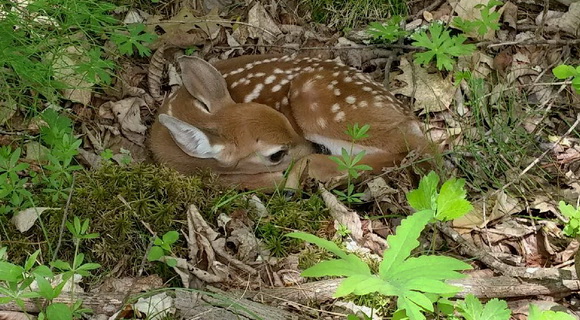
[406,171,439,211]
[35,275,56,299]
[380,210,433,276]
[528,304,576,320]
[147,246,164,261]
[559,201,580,218]
[553,65,578,79]
[286,232,348,259]
[435,178,473,220]
[0,261,24,281]
[458,294,511,320]
[166,258,177,267]
[46,303,72,320]
[24,250,41,271]
[162,230,179,244]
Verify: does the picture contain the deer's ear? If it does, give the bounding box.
[177,56,234,113]
[159,114,224,159]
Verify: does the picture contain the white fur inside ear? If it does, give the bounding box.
[158,114,224,159]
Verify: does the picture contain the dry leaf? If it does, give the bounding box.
[247,3,281,43]
[11,207,58,232]
[319,184,363,241]
[47,46,93,105]
[393,57,454,113]
[100,97,148,146]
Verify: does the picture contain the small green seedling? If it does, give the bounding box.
[411,23,476,71]
[330,123,373,204]
[147,231,179,267]
[288,172,474,320]
[407,171,474,221]
[367,16,407,43]
[453,0,502,37]
[559,201,580,237]
[552,64,580,94]
[110,23,157,57]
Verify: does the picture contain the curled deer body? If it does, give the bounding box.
[150,54,432,189]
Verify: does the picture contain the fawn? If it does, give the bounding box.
[149,54,432,189]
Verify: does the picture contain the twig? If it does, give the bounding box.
[480,38,580,48]
[437,222,578,280]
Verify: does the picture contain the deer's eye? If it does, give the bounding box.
[268,150,287,163]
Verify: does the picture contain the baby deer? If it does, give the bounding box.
[150,54,432,189]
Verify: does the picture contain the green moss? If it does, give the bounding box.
[0,164,245,275]
[255,193,330,257]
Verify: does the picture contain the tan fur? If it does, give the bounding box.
[150,54,435,189]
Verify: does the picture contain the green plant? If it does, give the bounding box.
[453,0,502,37]
[287,172,473,320]
[330,123,373,204]
[406,171,473,221]
[1,0,116,111]
[411,22,476,71]
[0,147,32,215]
[552,64,580,94]
[456,294,511,320]
[147,231,179,267]
[559,201,580,237]
[367,16,407,43]
[529,304,576,320]
[37,109,83,204]
[0,216,99,320]
[110,23,157,57]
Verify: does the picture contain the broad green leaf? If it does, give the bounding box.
[389,256,471,281]
[380,210,433,276]
[35,275,56,299]
[528,304,575,320]
[46,303,72,320]
[334,274,377,297]
[406,290,434,312]
[397,296,426,320]
[0,261,24,281]
[166,258,177,267]
[286,232,348,259]
[553,65,577,79]
[559,201,580,218]
[147,246,164,261]
[407,171,439,211]
[436,178,473,220]
[163,231,179,244]
[458,294,511,320]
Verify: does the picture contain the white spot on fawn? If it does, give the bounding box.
[272,84,282,92]
[310,102,319,111]
[254,72,266,77]
[358,100,368,108]
[334,88,341,96]
[282,96,289,106]
[332,71,340,77]
[265,75,276,84]
[243,83,264,102]
[331,103,341,113]
[330,80,338,85]
[280,79,289,85]
[334,111,346,122]
[362,86,372,92]
[344,77,352,82]
[345,96,356,104]
[317,117,327,128]
[274,68,284,74]
[275,102,281,109]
